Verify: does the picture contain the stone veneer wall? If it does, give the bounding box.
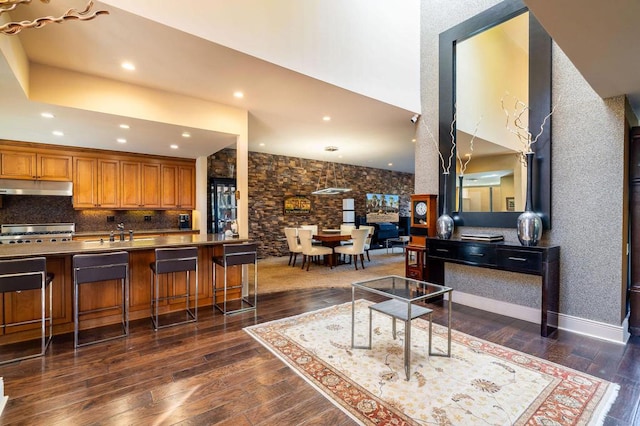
[209,149,414,257]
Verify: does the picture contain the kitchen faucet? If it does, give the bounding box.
[117,223,125,241]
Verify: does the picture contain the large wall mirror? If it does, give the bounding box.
[439,0,552,229]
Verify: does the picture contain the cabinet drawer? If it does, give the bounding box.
[428,243,458,260]
[497,249,542,273]
[458,244,496,266]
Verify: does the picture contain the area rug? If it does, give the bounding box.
[258,250,405,294]
[244,301,619,425]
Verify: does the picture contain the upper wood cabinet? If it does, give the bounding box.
[161,164,195,209]
[0,149,72,181]
[73,157,119,209]
[120,161,161,209]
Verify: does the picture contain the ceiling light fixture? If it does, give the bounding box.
[0,1,109,36]
[322,116,331,122]
[119,124,130,129]
[52,130,64,137]
[121,62,135,71]
[233,91,244,98]
[170,144,178,149]
[181,132,191,138]
[41,112,54,119]
[312,146,352,195]
[116,138,126,144]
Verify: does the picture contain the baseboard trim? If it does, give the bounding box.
[447,291,629,344]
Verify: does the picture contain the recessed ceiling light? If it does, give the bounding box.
[121,62,135,71]
[322,116,331,121]
[117,138,127,144]
[233,91,244,98]
[259,143,265,147]
[170,144,179,149]
[52,130,64,136]
[119,124,130,129]
[411,138,416,143]
[41,112,54,119]
[388,163,393,166]
[181,132,191,138]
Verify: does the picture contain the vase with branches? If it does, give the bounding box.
[421,108,481,239]
[501,93,556,246]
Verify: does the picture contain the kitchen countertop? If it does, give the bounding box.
[73,228,199,237]
[0,234,247,259]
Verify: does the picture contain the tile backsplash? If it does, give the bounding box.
[0,195,190,232]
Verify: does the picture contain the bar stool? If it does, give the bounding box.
[0,257,53,365]
[212,243,258,314]
[73,251,129,348]
[150,247,198,330]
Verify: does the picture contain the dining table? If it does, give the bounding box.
[312,231,353,266]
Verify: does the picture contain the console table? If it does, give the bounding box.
[425,238,560,337]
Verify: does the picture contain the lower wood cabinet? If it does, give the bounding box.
[0,245,241,341]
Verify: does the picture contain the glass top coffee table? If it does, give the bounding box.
[351,275,453,380]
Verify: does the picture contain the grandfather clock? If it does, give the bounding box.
[409,194,437,246]
[406,194,437,281]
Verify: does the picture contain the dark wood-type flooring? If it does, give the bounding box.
[0,288,639,425]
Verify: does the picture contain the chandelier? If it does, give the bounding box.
[0,0,108,36]
[312,146,352,195]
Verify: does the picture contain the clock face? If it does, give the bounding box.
[415,201,427,216]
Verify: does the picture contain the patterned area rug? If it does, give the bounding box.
[245,301,619,425]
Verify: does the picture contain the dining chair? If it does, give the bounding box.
[359,225,376,261]
[298,229,333,271]
[300,224,320,245]
[284,227,303,267]
[339,224,355,246]
[334,228,369,270]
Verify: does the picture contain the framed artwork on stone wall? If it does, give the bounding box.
[284,196,311,215]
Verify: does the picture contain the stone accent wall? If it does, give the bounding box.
[209,149,414,257]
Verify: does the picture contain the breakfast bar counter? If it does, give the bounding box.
[0,235,249,343]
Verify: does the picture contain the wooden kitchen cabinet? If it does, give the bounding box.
[120,161,161,209]
[0,148,72,181]
[73,157,120,208]
[161,164,195,209]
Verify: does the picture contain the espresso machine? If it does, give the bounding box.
[178,214,191,229]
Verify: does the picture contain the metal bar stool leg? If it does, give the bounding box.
[212,243,258,315]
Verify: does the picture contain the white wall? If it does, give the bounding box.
[100,0,421,112]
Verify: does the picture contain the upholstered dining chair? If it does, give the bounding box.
[359,225,376,261]
[334,228,369,270]
[339,224,355,246]
[300,224,320,245]
[298,228,333,271]
[284,227,303,267]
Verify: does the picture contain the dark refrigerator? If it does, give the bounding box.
[208,178,237,235]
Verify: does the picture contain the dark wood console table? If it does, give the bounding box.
[425,238,560,337]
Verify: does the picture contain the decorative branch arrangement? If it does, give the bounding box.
[456,116,482,176]
[501,92,556,155]
[420,106,482,176]
[1,0,108,36]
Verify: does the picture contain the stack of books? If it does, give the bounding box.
[460,233,504,242]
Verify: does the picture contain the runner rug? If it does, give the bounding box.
[244,300,619,425]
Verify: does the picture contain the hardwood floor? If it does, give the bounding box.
[0,288,638,425]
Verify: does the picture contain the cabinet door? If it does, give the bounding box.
[37,154,72,181]
[97,159,120,208]
[177,165,195,209]
[73,157,98,208]
[161,164,178,208]
[0,150,37,179]
[120,161,141,208]
[141,163,161,208]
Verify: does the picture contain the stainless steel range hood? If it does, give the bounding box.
[0,179,73,196]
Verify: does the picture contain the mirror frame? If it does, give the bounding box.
[438,0,552,229]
